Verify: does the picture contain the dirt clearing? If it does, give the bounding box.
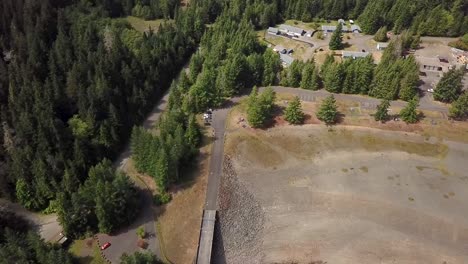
[214,124,468,264]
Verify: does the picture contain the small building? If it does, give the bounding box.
[267,27,279,35]
[376,42,389,50]
[349,20,354,24]
[273,45,287,54]
[321,25,336,32]
[416,56,449,72]
[351,25,361,33]
[280,53,295,66]
[279,24,305,37]
[338,19,345,24]
[342,51,370,59]
[322,25,351,32]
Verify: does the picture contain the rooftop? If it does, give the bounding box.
[342,51,370,58]
[351,25,361,32]
[279,24,305,34]
[280,53,295,65]
[268,27,279,33]
[415,56,444,66]
[377,42,389,48]
[321,25,336,31]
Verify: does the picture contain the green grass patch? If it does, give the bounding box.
[69,240,84,257]
[125,16,171,33]
[91,244,107,264]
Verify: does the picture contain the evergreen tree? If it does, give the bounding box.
[121,252,163,264]
[185,114,201,148]
[374,99,391,122]
[156,148,169,192]
[374,26,388,42]
[449,92,468,120]
[316,95,339,125]
[247,87,276,128]
[399,72,419,101]
[300,61,320,90]
[400,98,419,123]
[262,49,281,86]
[286,60,304,87]
[434,68,465,103]
[284,96,305,125]
[329,23,344,50]
[324,63,345,93]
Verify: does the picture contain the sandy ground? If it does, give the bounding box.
[215,124,468,264]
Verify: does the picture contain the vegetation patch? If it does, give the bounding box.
[125,16,171,33]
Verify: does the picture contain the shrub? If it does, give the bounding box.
[153,192,172,205]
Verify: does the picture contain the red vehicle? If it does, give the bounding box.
[100,242,111,250]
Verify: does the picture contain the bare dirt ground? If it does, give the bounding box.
[214,101,468,263]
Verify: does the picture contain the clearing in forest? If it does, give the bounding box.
[213,98,468,264]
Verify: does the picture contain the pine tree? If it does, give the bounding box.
[247,87,263,127]
[316,95,339,125]
[185,114,201,148]
[156,148,169,191]
[329,23,344,50]
[284,96,305,125]
[324,63,345,93]
[247,87,276,128]
[399,98,419,123]
[374,99,391,122]
[300,61,320,90]
[434,68,465,103]
[399,72,419,101]
[374,26,388,42]
[286,60,304,87]
[449,92,468,120]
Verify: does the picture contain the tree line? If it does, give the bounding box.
[282,0,468,37]
[279,37,419,102]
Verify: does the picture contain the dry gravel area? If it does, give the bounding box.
[213,125,468,264]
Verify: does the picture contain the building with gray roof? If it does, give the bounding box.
[342,51,370,59]
[280,53,295,66]
[279,24,305,37]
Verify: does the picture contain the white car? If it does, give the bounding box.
[427,88,434,93]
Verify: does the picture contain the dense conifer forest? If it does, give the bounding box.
[0,0,467,258]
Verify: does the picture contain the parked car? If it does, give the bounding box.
[427,88,434,93]
[101,242,111,250]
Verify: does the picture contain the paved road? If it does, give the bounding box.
[265,87,449,113]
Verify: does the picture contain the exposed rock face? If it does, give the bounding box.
[212,156,265,264]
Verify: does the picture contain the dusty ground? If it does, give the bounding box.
[227,95,468,144]
[215,125,468,264]
[214,96,468,264]
[158,124,212,264]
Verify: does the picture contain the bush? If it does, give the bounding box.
[136,226,146,239]
[153,192,172,205]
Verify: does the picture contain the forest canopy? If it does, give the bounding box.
[0,0,466,243]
